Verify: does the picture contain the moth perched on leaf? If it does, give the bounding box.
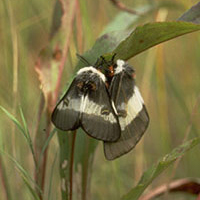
[100,58,149,160]
[51,54,149,160]
[51,66,121,142]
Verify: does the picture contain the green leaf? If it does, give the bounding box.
[0,150,41,199]
[19,107,37,167]
[75,30,130,70]
[0,155,12,200]
[47,151,58,200]
[57,128,98,200]
[40,128,56,158]
[113,21,200,60]
[57,130,71,200]
[74,129,98,200]
[121,137,200,200]
[178,2,200,24]
[0,106,27,139]
[38,128,56,167]
[0,106,38,166]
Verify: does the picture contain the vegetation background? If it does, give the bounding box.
[0,0,200,200]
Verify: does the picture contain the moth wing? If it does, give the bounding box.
[51,79,81,131]
[81,78,121,142]
[104,68,149,160]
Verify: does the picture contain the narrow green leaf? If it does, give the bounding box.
[0,155,12,200]
[121,137,200,200]
[0,106,38,167]
[37,128,56,170]
[0,150,42,197]
[47,151,58,200]
[113,21,200,60]
[40,128,56,158]
[19,107,37,167]
[57,130,70,200]
[19,107,29,137]
[74,129,98,200]
[178,2,200,24]
[22,177,40,200]
[0,106,27,139]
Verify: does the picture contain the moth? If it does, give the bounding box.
[51,66,121,142]
[51,55,149,160]
[102,59,149,160]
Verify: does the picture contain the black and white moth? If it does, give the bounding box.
[103,59,149,160]
[51,66,121,142]
[51,55,149,160]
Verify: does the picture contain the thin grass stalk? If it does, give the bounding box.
[109,0,140,15]
[34,95,45,197]
[47,151,58,200]
[5,0,18,157]
[75,0,83,54]
[82,138,93,200]
[134,8,169,181]
[19,108,38,167]
[53,0,77,104]
[34,94,52,200]
[78,0,94,48]
[135,49,157,181]
[0,156,12,200]
[69,131,77,200]
[155,9,171,153]
[170,94,200,179]
[40,116,52,199]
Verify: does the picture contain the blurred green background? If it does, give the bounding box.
[0,0,200,199]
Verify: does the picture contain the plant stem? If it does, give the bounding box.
[82,138,90,200]
[40,117,52,197]
[0,156,12,200]
[53,0,77,104]
[69,131,77,200]
[109,0,140,15]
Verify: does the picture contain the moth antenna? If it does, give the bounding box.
[100,56,109,66]
[111,53,117,62]
[76,53,91,66]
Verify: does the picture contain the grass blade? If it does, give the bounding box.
[121,137,200,200]
[47,151,58,200]
[0,150,42,198]
[38,128,56,168]
[19,107,37,167]
[0,155,12,200]
[0,106,27,139]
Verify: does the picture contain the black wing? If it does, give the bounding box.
[104,64,149,160]
[51,79,81,131]
[81,74,121,142]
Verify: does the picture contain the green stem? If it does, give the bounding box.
[69,131,77,200]
[0,155,12,200]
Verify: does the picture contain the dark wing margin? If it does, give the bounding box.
[81,79,121,142]
[104,105,149,160]
[104,67,149,160]
[51,79,81,131]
